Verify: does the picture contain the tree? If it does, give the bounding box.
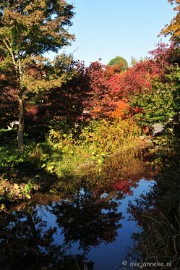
[161,0,180,45]
[106,59,158,100]
[0,0,74,151]
[108,56,128,69]
[130,64,180,127]
[107,56,128,74]
[106,43,174,100]
[84,61,111,118]
[39,60,90,129]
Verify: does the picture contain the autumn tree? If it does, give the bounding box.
[0,0,74,151]
[160,1,180,64]
[108,56,128,68]
[161,0,180,45]
[106,43,174,100]
[106,56,128,76]
[130,52,179,127]
[84,61,111,118]
[39,60,90,129]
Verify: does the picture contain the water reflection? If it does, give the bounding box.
[51,188,122,252]
[0,180,156,270]
[0,149,154,270]
[0,206,94,270]
[127,135,180,269]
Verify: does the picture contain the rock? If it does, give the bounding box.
[151,123,164,136]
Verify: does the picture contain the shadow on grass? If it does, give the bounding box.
[0,129,60,206]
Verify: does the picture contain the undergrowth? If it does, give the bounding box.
[39,118,141,177]
[0,118,142,204]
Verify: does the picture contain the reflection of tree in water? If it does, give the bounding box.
[102,149,150,185]
[0,149,151,269]
[0,208,93,270]
[46,150,148,254]
[0,187,123,269]
[80,149,151,197]
[51,187,123,252]
[128,134,180,269]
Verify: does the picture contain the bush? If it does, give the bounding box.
[45,118,141,177]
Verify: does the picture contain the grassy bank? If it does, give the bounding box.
[0,118,144,206]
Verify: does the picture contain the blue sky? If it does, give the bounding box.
[63,0,176,66]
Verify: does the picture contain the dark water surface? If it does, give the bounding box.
[0,178,155,270]
[0,150,158,270]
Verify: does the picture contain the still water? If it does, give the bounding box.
[36,179,155,270]
[0,176,155,270]
[0,149,158,270]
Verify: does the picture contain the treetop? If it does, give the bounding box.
[0,0,75,57]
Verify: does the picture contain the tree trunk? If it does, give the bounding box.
[17,96,25,152]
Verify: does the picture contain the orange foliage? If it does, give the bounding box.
[90,106,102,117]
[108,100,130,118]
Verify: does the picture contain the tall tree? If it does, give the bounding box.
[0,0,74,151]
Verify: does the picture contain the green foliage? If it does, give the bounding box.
[130,56,148,67]
[130,65,180,126]
[108,56,128,67]
[44,118,141,177]
[131,81,174,125]
[107,56,128,71]
[0,0,74,55]
[0,0,75,150]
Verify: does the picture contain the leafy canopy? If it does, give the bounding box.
[107,56,128,72]
[161,0,180,44]
[0,0,75,150]
[0,0,74,56]
[0,0,75,94]
[130,65,180,126]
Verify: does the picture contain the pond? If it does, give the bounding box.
[0,148,159,270]
[34,179,155,270]
[0,179,155,270]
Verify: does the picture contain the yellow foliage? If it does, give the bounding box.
[161,0,180,43]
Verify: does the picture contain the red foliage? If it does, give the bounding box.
[83,61,113,118]
[106,43,174,99]
[112,180,133,195]
[0,86,18,127]
[105,64,126,78]
[26,105,39,121]
[1,43,174,128]
[76,46,171,119]
[86,57,162,119]
[148,42,174,70]
[106,59,160,99]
